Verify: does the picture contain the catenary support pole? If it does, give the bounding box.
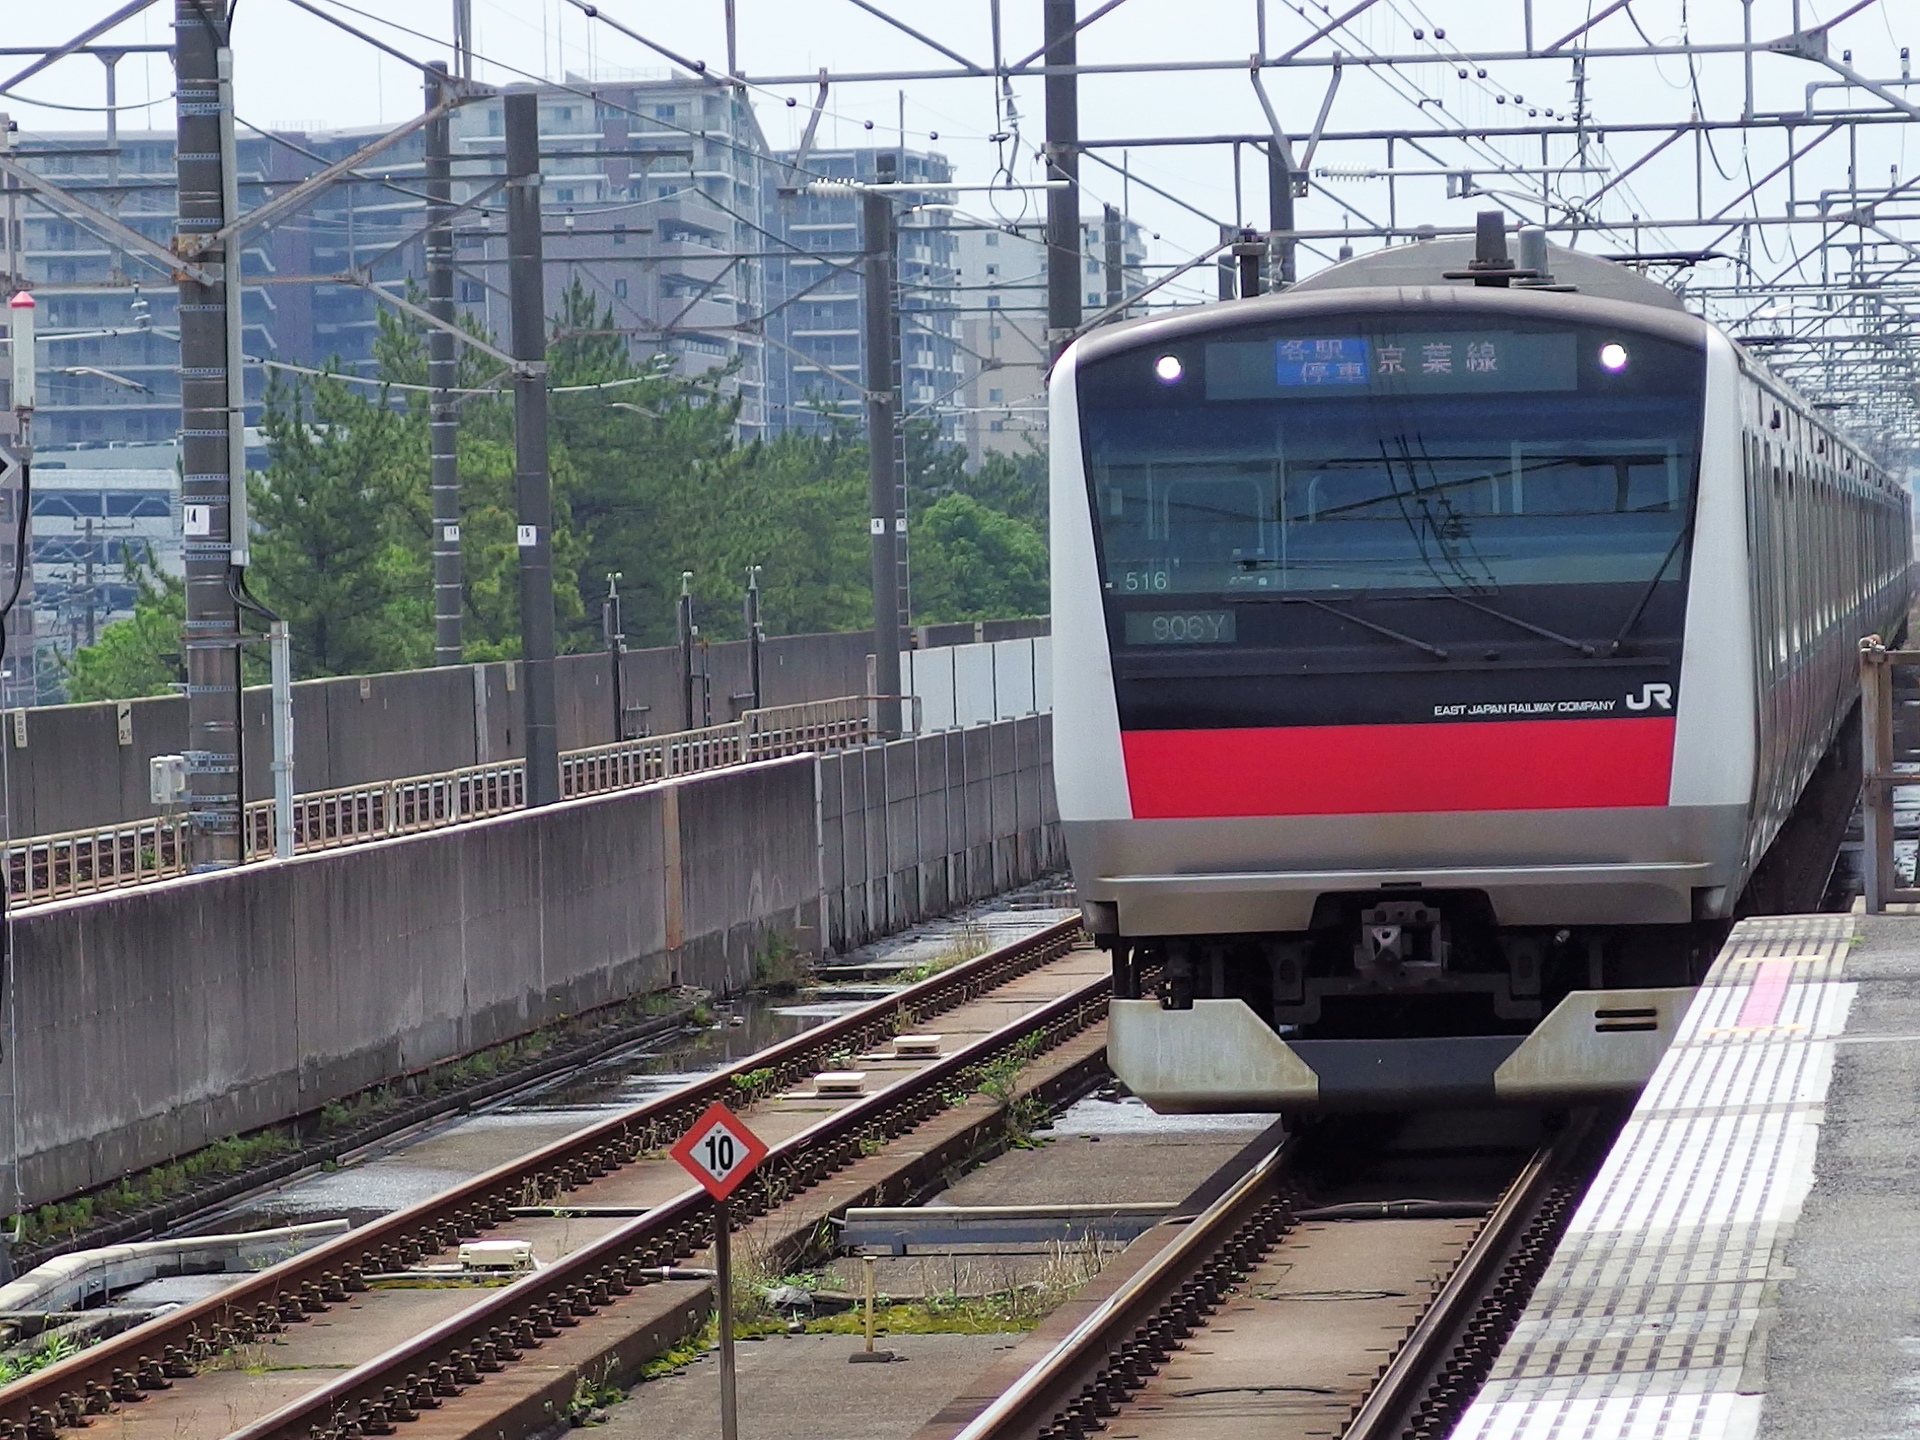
[603,572,625,742]
[862,184,902,737]
[270,619,293,858]
[1102,203,1123,314]
[426,61,462,665]
[743,565,763,712]
[174,0,243,870]
[1043,0,1081,359]
[677,572,696,732]
[504,86,560,807]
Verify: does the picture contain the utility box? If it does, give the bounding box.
[149,754,187,806]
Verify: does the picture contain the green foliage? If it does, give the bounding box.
[250,366,431,676]
[64,281,1048,693]
[60,550,185,701]
[0,1333,81,1385]
[910,494,1049,624]
[751,932,809,994]
[16,1128,297,1246]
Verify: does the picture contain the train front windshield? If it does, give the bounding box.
[1082,323,1704,605]
[1075,317,1708,727]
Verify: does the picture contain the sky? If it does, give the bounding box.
[3,1,1915,314]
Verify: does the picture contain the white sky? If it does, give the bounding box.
[3,1,1915,312]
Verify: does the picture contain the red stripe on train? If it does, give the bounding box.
[1121,718,1677,818]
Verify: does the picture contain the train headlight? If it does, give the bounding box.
[1599,342,1629,372]
[1153,354,1185,384]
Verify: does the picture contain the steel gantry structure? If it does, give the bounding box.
[0,0,1915,867]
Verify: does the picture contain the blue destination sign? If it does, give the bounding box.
[1206,331,1579,399]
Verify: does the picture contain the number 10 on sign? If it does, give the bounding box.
[670,1101,768,1201]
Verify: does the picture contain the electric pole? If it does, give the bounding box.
[426,61,462,665]
[174,0,244,870]
[504,86,560,807]
[1043,0,1081,360]
[862,179,902,737]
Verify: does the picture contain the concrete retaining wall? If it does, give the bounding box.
[7,628,878,839]
[3,756,820,1209]
[820,714,1062,951]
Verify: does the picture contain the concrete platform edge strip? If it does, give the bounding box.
[1451,913,1856,1440]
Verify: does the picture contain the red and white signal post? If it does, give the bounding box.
[671,1102,769,1440]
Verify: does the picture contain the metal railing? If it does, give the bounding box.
[1858,637,1920,911]
[6,696,878,908]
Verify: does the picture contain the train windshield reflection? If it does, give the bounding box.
[1084,391,1701,597]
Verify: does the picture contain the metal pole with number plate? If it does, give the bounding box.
[716,1198,738,1440]
[670,1102,767,1440]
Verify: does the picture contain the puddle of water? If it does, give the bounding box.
[186,899,1077,1238]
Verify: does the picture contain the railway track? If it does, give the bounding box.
[0,917,1102,1440]
[953,1109,1615,1440]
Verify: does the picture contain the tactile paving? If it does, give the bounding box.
[1452,915,1856,1439]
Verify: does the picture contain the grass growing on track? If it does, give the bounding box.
[894,922,996,985]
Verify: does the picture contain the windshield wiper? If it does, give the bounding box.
[1290,595,1449,661]
[1610,525,1690,655]
[1439,593,1595,658]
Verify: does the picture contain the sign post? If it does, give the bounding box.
[671,1102,770,1440]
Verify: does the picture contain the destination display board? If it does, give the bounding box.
[1205,331,1579,399]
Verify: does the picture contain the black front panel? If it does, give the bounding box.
[1077,311,1707,731]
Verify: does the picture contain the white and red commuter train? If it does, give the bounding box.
[1050,222,1911,1112]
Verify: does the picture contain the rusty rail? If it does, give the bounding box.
[0,918,1086,1436]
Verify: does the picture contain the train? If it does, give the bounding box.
[1050,215,1911,1112]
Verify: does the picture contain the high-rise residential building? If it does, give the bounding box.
[449,76,772,433]
[953,211,1148,463]
[5,71,774,450]
[763,147,963,442]
[28,442,180,684]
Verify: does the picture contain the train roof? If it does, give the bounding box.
[1290,236,1687,311]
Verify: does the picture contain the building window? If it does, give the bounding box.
[985,232,998,246]
[990,326,1002,340]
[990,420,1004,432]
[614,223,627,245]
[988,388,1002,403]
[555,189,574,203]
[987,295,1000,308]
[459,280,483,302]
[1086,291,1101,305]
[656,105,676,120]
[985,264,998,276]
[1087,259,1100,275]
[614,278,628,299]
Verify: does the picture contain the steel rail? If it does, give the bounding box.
[956,1121,1584,1440]
[952,1133,1300,1440]
[1340,1130,1567,1439]
[0,919,1087,1436]
[230,969,1113,1440]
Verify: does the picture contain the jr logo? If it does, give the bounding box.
[1625,683,1674,712]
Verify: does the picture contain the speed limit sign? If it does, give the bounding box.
[670,1101,769,1202]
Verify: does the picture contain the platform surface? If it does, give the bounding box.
[1454,910,1920,1439]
